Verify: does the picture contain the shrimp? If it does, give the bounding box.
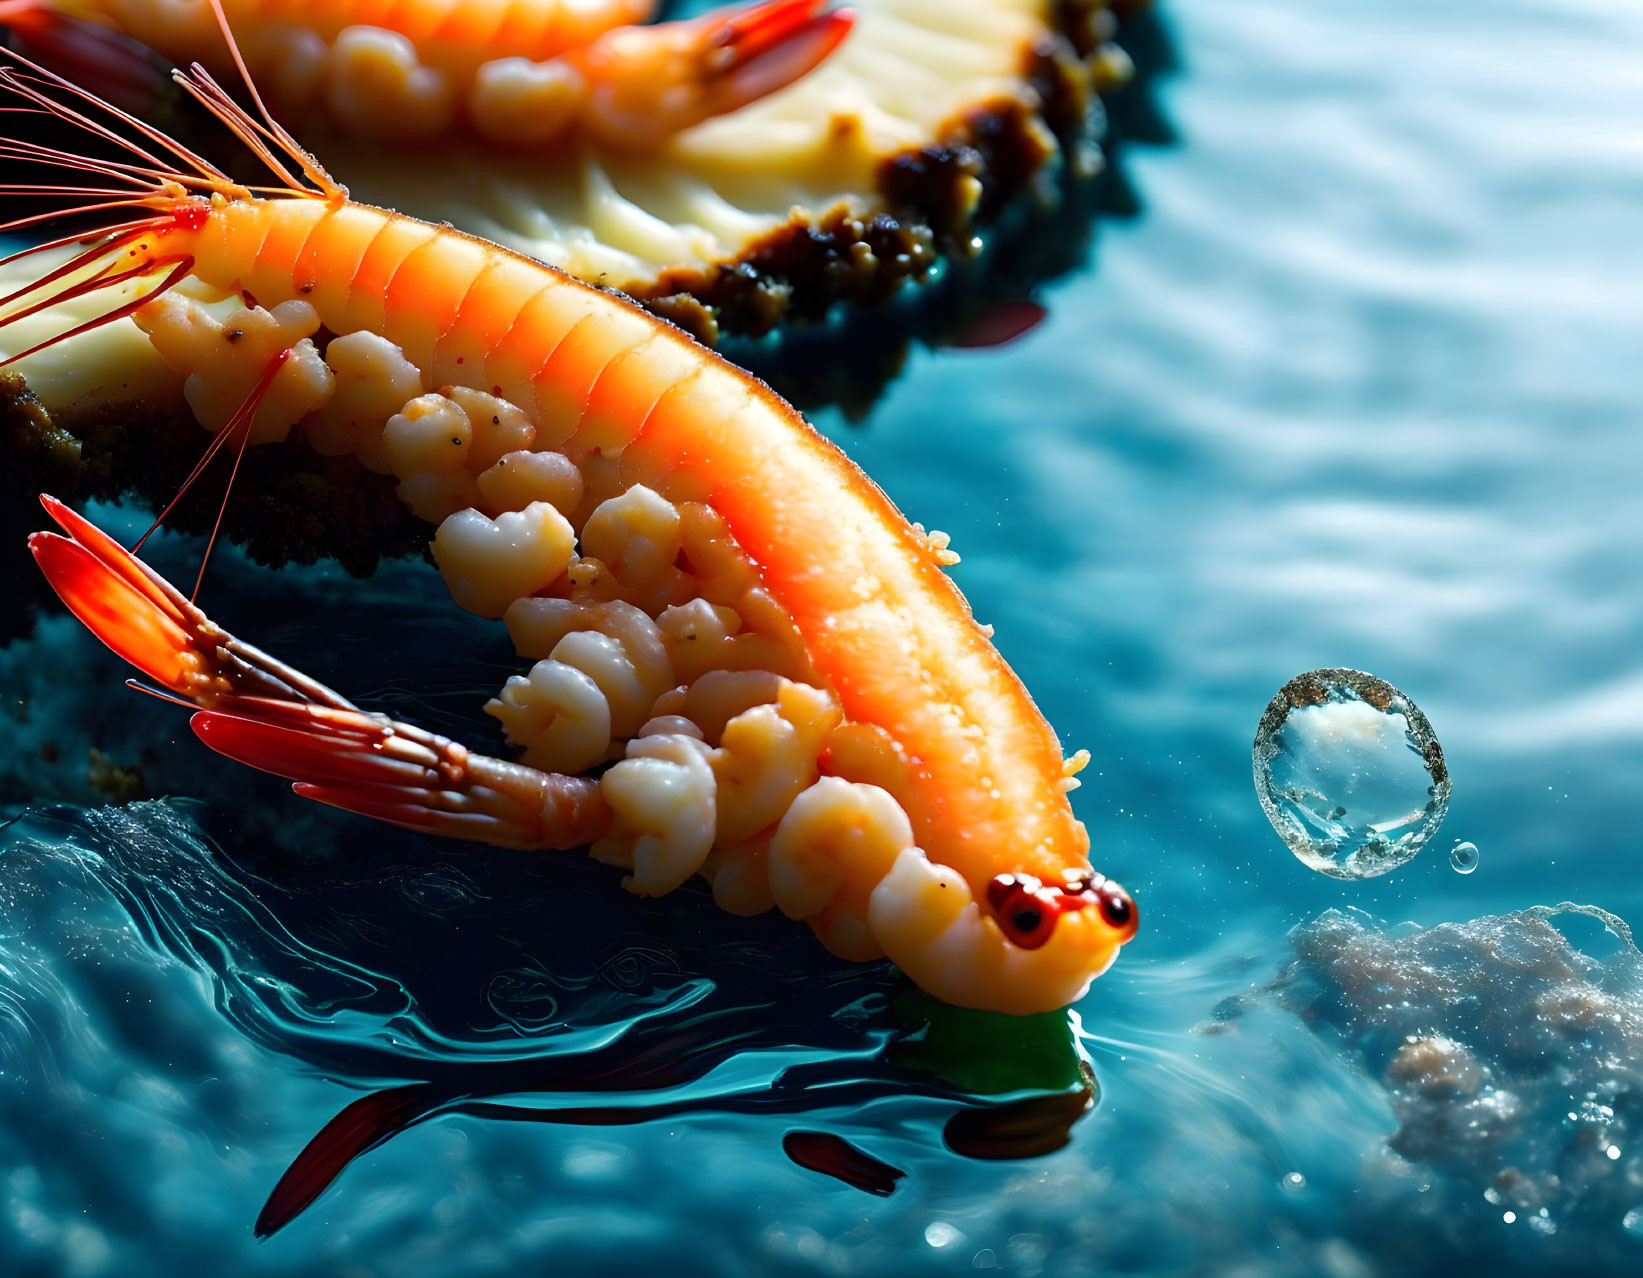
[0,13,1137,1016]
[0,0,855,147]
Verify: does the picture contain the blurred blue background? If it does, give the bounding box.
[4,0,1643,1273]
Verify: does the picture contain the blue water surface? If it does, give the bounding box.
[4,0,1643,1273]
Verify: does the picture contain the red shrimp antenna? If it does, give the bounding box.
[0,46,237,221]
[129,349,293,601]
[0,0,343,335]
[0,2,346,593]
[173,0,346,203]
[0,28,333,370]
[0,49,231,370]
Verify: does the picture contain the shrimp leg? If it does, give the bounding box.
[28,494,611,851]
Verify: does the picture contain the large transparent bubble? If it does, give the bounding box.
[1252,668,1450,880]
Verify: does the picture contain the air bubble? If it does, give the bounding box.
[1253,669,1450,880]
[1450,841,1480,875]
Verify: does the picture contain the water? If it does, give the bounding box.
[1252,668,1450,879]
[1451,841,1480,875]
[5,0,1643,1274]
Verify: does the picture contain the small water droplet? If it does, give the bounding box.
[1623,1207,1643,1237]
[1280,1171,1307,1193]
[1450,841,1480,874]
[1253,669,1450,880]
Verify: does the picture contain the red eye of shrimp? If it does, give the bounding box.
[1097,882,1137,936]
[987,873,1141,951]
[986,874,1060,950]
[1060,871,1140,941]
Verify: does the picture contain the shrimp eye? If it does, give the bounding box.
[1002,902,1055,949]
[986,873,1034,909]
[1097,881,1138,938]
[987,874,1057,950]
[1012,906,1044,935]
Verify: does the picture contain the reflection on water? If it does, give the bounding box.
[257,991,1098,1234]
[0,801,1098,1242]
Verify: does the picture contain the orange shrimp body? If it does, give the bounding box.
[5,0,855,145]
[100,0,658,67]
[1,40,1137,1014]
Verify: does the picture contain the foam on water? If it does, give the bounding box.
[1273,906,1643,1264]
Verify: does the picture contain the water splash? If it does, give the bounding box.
[1272,903,1643,1266]
[1253,668,1451,879]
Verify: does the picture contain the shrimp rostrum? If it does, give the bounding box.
[0,0,855,146]
[0,31,1136,1016]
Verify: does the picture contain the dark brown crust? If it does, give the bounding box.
[629,0,1152,344]
[0,371,429,576]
